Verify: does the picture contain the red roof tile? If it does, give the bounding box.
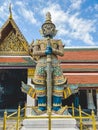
[65,75,98,84]
[0,57,26,63]
[59,50,98,62]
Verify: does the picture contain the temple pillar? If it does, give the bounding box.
[96,89,98,116]
[87,90,95,110]
[26,68,35,116]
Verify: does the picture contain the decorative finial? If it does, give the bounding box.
[9,3,12,19]
[0,29,1,39]
[46,12,51,21]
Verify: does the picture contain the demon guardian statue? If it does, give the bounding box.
[21,12,78,115]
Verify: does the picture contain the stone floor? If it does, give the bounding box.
[0,118,98,130]
[0,118,22,130]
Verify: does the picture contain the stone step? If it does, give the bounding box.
[21,115,79,130]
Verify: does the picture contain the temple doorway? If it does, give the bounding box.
[0,69,27,109]
[62,90,87,109]
[79,90,87,109]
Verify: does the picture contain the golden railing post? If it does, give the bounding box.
[3,111,7,130]
[72,103,74,117]
[48,108,51,130]
[91,110,96,130]
[79,105,82,130]
[16,105,21,130]
[24,103,27,118]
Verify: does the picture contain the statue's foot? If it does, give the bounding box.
[52,106,68,115]
[32,107,46,115]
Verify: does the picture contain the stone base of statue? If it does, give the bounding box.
[21,113,79,130]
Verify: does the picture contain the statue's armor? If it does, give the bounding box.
[32,39,67,87]
[21,12,78,115]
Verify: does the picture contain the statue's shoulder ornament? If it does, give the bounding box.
[50,39,63,49]
[34,39,47,48]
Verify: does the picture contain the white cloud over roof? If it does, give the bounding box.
[40,1,96,45]
[16,1,37,24]
[0,0,98,46]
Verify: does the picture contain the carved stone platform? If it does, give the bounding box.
[21,114,79,130]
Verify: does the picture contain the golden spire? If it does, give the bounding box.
[46,12,51,21]
[9,3,12,19]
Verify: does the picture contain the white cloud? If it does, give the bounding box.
[57,27,69,36]
[41,2,69,37]
[0,0,97,46]
[94,4,98,11]
[70,0,82,10]
[16,1,37,24]
[95,14,98,18]
[86,6,94,12]
[69,13,96,45]
[41,3,67,24]
[21,8,37,24]
[0,1,9,20]
[63,39,72,46]
[0,1,19,24]
[40,2,96,46]
[86,4,98,13]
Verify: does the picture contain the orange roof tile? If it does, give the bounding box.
[59,49,98,62]
[0,57,26,63]
[65,75,98,84]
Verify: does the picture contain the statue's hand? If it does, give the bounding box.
[45,45,52,55]
[21,81,30,93]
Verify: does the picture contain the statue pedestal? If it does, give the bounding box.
[21,114,79,130]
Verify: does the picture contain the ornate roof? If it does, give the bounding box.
[59,48,98,63]
[0,56,36,69]
[0,17,29,56]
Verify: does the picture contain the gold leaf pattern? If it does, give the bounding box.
[0,31,26,51]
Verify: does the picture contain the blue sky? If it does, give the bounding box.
[0,0,98,47]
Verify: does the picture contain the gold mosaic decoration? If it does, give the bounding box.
[0,31,24,51]
[0,18,29,55]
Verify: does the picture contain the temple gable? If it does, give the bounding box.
[0,18,29,55]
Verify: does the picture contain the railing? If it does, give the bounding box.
[3,103,96,130]
[3,105,26,130]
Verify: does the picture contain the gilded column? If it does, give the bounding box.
[26,68,35,116]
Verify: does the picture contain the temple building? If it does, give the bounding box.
[59,48,98,115]
[0,12,98,115]
[0,14,35,111]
